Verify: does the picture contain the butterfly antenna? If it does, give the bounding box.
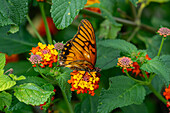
[99,56,120,70]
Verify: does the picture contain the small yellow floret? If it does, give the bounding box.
[38,42,46,49]
[51,49,58,55]
[47,44,55,50]
[44,54,51,61]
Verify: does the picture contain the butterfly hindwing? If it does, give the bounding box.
[59,19,97,71]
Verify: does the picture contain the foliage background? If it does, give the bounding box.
[0,0,170,113]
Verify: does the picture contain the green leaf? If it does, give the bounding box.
[56,68,72,102]
[121,103,148,113]
[148,0,170,3]
[0,91,12,110]
[99,20,122,39]
[17,76,54,91]
[0,0,28,26]
[75,95,98,113]
[141,56,170,87]
[160,55,170,69]
[9,74,26,81]
[0,53,5,69]
[7,25,19,34]
[14,83,53,105]
[8,96,27,111]
[51,0,87,29]
[0,75,16,91]
[0,26,39,55]
[129,0,138,7]
[98,76,146,113]
[5,61,39,77]
[96,45,120,70]
[98,39,137,55]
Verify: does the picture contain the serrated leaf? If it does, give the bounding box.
[0,0,28,26]
[75,95,98,113]
[140,56,170,87]
[98,76,146,113]
[7,25,19,34]
[51,0,87,29]
[129,0,138,7]
[0,75,16,91]
[0,69,4,76]
[56,68,72,102]
[0,91,12,110]
[98,39,137,55]
[121,103,148,113]
[0,53,5,69]
[18,76,54,91]
[160,55,170,69]
[99,20,122,39]
[14,83,53,105]
[96,45,120,70]
[0,26,39,55]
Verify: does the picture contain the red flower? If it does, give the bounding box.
[37,17,58,37]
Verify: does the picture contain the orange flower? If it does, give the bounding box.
[29,42,58,68]
[157,27,170,38]
[85,0,101,13]
[5,54,19,64]
[37,17,58,37]
[68,70,101,96]
[164,85,170,100]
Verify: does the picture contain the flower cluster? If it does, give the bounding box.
[68,70,101,96]
[29,42,58,68]
[117,52,151,78]
[85,0,101,13]
[163,85,170,107]
[157,27,170,38]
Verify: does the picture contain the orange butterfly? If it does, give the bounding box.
[59,19,100,72]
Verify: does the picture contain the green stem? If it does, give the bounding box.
[61,90,74,113]
[39,3,52,44]
[127,26,140,42]
[80,9,156,33]
[26,15,45,44]
[141,70,149,82]
[36,65,50,81]
[147,84,167,105]
[125,70,147,85]
[157,37,165,56]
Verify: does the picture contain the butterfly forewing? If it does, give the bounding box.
[59,19,97,70]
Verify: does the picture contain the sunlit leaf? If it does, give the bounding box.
[14,83,53,105]
[0,75,16,91]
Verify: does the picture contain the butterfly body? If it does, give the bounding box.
[59,19,100,72]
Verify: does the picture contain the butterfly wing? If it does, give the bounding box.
[59,19,97,70]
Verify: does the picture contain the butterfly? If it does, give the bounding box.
[59,19,100,72]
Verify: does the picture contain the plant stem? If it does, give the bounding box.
[36,65,50,81]
[125,70,147,85]
[127,26,140,42]
[26,15,45,44]
[39,3,52,44]
[80,9,156,33]
[61,90,74,113]
[157,37,165,56]
[141,70,149,82]
[147,84,167,105]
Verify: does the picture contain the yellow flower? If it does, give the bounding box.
[47,44,55,50]
[36,52,42,56]
[38,42,46,49]
[44,54,51,61]
[51,49,58,55]
[86,0,100,5]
